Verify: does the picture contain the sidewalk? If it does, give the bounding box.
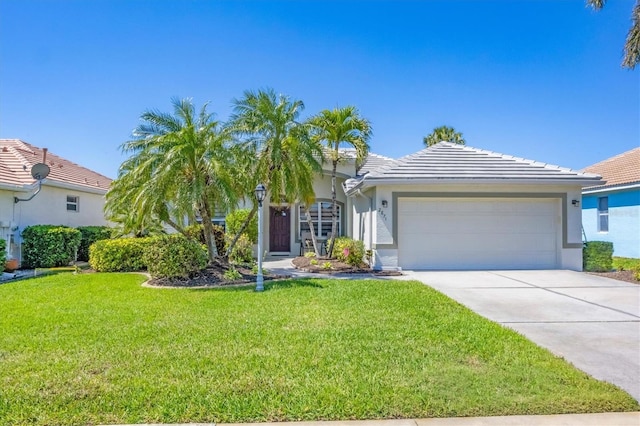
[110,412,640,426]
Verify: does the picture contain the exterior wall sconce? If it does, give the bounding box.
[571,199,580,207]
[381,200,388,208]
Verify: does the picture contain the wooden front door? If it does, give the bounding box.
[269,207,290,252]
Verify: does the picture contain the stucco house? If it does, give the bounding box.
[581,147,640,259]
[259,142,602,271]
[0,139,112,262]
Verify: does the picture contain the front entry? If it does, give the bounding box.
[269,207,290,252]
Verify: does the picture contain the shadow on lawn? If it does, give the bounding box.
[187,278,325,293]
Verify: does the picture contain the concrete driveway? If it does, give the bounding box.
[400,270,640,401]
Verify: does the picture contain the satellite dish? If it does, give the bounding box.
[31,163,50,181]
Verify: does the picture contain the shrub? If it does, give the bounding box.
[333,236,366,267]
[304,251,316,258]
[583,241,614,272]
[22,225,82,268]
[89,237,153,272]
[184,224,225,254]
[227,233,254,264]
[0,238,6,268]
[225,209,258,243]
[77,226,112,262]
[143,234,207,279]
[612,257,640,272]
[223,267,242,281]
[322,261,332,270]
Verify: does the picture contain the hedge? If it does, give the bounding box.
[143,234,207,278]
[89,237,154,272]
[22,225,82,268]
[583,241,613,272]
[77,226,112,262]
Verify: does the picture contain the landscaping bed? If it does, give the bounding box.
[147,260,288,287]
[588,269,639,284]
[292,255,371,273]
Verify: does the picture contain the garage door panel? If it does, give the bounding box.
[397,198,558,270]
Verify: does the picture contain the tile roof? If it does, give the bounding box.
[0,139,112,192]
[582,147,640,191]
[358,152,396,175]
[344,142,602,193]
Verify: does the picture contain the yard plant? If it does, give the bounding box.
[0,274,637,425]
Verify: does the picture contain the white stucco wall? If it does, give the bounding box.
[352,183,585,271]
[0,185,108,261]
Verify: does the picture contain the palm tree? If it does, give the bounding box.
[587,0,639,69]
[308,106,372,258]
[423,125,466,147]
[106,98,238,262]
[227,88,324,257]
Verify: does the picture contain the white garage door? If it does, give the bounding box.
[397,198,559,270]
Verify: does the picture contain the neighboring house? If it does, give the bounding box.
[259,142,601,271]
[0,139,112,262]
[581,147,640,259]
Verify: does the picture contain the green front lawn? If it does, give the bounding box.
[0,274,637,425]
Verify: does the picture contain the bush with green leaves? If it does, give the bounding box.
[21,225,82,268]
[225,209,258,243]
[333,236,366,267]
[0,238,6,268]
[89,237,153,272]
[223,267,242,281]
[184,223,225,254]
[77,226,112,262]
[613,257,640,272]
[583,241,614,272]
[227,233,254,264]
[143,234,207,279]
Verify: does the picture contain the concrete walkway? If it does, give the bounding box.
[400,270,640,401]
[110,412,640,425]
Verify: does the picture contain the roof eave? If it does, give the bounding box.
[43,179,109,195]
[346,177,603,195]
[582,181,640,195]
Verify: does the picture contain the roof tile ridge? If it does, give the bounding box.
[461,143,592,175]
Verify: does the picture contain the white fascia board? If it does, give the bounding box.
[582,182,640,195]
[347,177,603,195]
[0,182,31,192]
[43,180,109,195]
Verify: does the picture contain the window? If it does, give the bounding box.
[66,195,79,212]
[299,201,341,238]
[597,196,608,232]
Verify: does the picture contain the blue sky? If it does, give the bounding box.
[1,0,638,179]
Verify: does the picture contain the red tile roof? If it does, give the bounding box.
[583,147,640,190]
[0,139,112,192]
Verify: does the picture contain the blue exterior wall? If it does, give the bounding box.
[582,188,640,258]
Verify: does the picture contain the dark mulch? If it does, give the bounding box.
[292,256,373,274]
[588,270,639,285]
[147,261,289,288]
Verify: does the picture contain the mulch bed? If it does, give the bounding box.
[588,270,639,284]
[291,256,402,276]
[147,261,289,288]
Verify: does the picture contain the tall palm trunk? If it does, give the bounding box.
[199,198,219,263]
[327,158,338,257]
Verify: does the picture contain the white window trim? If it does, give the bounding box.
[299,201,342,239]
[597,196,608,233]
[66,195,79,212]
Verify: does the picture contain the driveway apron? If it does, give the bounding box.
[400,270,640,401]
